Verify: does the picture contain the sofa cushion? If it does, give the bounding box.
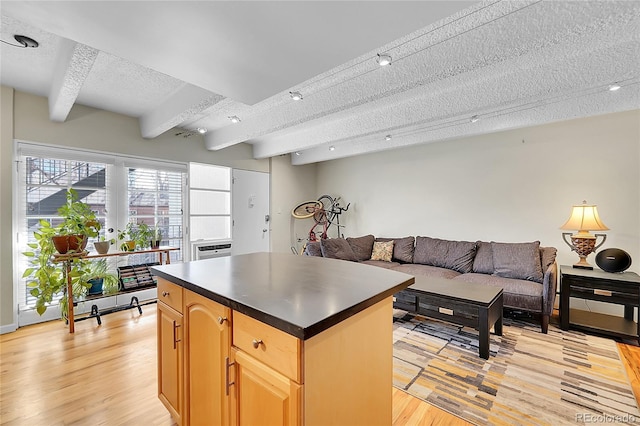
[491,241,543,283]
[346,234,375,262]
[320,238,357,261]
[375,236,415,263]
[391,263,462,280]
[453,273,543,312]
[303,241,323,257]
[413,236,477,273]
[371,240,394,262]
[540,246,557,273]
[472,241,494,274]
[360,259,401,269]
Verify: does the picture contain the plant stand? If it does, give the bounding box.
[56,246,179,333]
[53,251,88,333]
[73,296,158,326]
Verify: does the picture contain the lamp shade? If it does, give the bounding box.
[560,201,609,232]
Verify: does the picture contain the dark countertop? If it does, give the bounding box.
[151,252,414,340]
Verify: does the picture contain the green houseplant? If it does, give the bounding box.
[85,259,120,296]
[23,219,91,317]
[23,188,103,316]
[117,223,138,251]
[52,188,101,254]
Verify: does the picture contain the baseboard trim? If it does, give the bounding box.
[0,323,18,334]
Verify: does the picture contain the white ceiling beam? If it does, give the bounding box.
[139,84,224,139]
[48,39,98,122]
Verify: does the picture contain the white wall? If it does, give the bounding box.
[317,110,640,316]
[269,155,317,254]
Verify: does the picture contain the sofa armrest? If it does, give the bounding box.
[542,261,558,316]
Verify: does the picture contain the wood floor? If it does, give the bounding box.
[1,307,638,426]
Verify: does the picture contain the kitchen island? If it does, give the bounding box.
[151,252,414,426]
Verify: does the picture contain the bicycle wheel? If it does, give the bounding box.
[291,200,323,219]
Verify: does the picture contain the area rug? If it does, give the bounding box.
[393,309,640,425]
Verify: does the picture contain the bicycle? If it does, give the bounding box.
[291,195,350,254]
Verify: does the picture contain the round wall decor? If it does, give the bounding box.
[595,248,632,273]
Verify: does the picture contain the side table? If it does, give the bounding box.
[560,265,640,342]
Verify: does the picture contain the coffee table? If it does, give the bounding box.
[394,275,503,359]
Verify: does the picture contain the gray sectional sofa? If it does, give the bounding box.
[304,235,557,333]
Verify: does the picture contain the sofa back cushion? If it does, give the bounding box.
[303,241,323,257]
[346,234,375,262]
[540,246,557,273]
[320,238,357,261]
[491,241,543,283]
[370,240,394,262]
[375,236,415,263]
[472,241,494,274]
[413,236,477,273]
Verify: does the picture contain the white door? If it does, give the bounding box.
[232,169,270,255]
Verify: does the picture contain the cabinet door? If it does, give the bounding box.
[158,301,183,425]
[231,348,301,426]
[184,291,231,425]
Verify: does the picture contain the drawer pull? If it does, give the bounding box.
[218,316,228,324]
[594,289,612,297]
[225,357,235,396]
[252,339,263,349]
[439,307,454,316]
[162,291,170,297]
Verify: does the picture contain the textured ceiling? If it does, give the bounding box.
[1,1,639,165]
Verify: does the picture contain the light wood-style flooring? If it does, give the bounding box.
[1,307,638,425]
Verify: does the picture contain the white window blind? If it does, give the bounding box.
[126,167,185,264]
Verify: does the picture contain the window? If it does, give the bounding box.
[125,166,185,264]
[16,142,187,324]
[189,163,231,241]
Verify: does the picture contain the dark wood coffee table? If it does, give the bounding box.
[394,275,503,359]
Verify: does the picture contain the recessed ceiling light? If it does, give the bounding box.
[385,135,392,141]
[290,91,303,101]
[196,127,207,134]
[1,34,39,48]
[329,146,336,151]
[294,151,301,156]
[228,116,241,123]
[470,115,479,123]
[376,53,392,66]
[608,83,621,91]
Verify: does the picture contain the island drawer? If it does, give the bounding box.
[157,278,183,313]
[232,311,301,382]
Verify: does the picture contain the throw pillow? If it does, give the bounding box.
[375,236,415,263]
[370,240,394,262]
[491,241,544,283]
[346,235,375,262]
[303,241,322,257]
[413,236,477,273]
[320,238,357,261]
[472,241,494,274]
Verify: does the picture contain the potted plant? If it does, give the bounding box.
[85,259,120,296]
[93,232,116,255]
[23,219,91,317]
[118,223,138,252]
[52,188,101,254]
[150,226,163,249]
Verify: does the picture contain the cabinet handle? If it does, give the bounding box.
[225,357,235,396]
[217,316,228,324]
[173,321,181,349]
[162,291,170,297]
[252,339,263,349]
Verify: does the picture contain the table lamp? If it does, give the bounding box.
[560,200,609,269]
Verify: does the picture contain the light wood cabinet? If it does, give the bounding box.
[231,348,301,426]
[158,279,393,425]
[157,295,183,425]
[183,290,231,425]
